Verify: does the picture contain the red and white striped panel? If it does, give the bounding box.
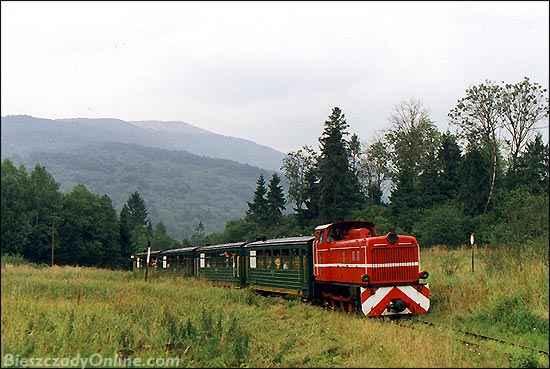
[360,284,430,317]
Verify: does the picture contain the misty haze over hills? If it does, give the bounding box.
[1,115,285,170]
[1,115,284,239]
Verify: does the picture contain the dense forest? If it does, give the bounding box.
[1,77,548,267]
[207,77,549,248]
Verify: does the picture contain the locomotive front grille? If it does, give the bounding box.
[369,245,418,284]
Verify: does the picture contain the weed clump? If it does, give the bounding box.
[161,309,250,367]
[474,295,547,335]
[509,349,543,368]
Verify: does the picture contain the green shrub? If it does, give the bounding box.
[509,350,543,368]
[412,202,469,246]
[486,189,549,245]
[1,254,30,266]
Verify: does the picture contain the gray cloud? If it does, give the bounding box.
[2,2,548,152]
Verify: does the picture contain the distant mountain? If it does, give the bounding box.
[1,115,285,170]
[7,142,273,239]
[1,114,288,240]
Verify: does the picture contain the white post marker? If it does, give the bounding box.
[145,247,151,281]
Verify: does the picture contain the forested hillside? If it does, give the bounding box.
[7,143,273,239]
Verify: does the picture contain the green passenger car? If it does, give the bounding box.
[244,236,314,298]
[161,247,198,276]
[196,242,246,287]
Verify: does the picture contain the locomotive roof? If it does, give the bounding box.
[196,241,247,251]
[314,220,375,231]
[245,236,314,248]
[160,246,198,255]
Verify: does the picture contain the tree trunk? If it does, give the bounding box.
[484,141,497,213]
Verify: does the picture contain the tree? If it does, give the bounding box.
[57,185,120,267]
[300,165,321,223]
[317,107,361,223]
[349,133,362,175]
[119,204,132,258]
[123,191,150,253]
[449,80,503,213]
[458,145,493,216]
[385,99,440,230]
[25,164,63,263]
[499,77,549,172]
[125,191,149,232]
[412,202,468,247]
[358,138,391,204]
[246,175,269,225]
[190,221,206,246]
[507,134,549,194]
[266,173,286,224]
[152,221,177,250]
[437,132,463,200]
[281,146,317,211]
[1,160,32,256]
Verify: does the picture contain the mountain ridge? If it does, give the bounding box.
[1,114,286,170]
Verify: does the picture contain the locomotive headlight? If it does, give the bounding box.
[419,271,429,279]
[361,274,369,282]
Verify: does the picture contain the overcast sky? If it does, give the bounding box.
[2,1,548,152]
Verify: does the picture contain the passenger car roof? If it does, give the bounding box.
[161,246,198,255]
[133,249,162,257]
[196,241,247,251]
[245,236,314,248]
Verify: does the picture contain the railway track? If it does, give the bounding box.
[314,299,548,357]
[385,316,549,357]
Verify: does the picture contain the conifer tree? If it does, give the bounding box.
[508,134,548,194]
[246,175,269,225]
[317,107,361,223]
[191,221,206,246]
[438,132,463,200]
[119,204,132,258]
[126,191,149,230]
[266,173,286,224]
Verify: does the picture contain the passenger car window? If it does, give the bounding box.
[281,249,290,270]
[291,249,300,270]
[273,249,281,270]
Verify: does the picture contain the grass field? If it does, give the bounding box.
[1,242,548,368]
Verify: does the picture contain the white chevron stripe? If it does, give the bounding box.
[397,286,430,311]
[360,287,393,315]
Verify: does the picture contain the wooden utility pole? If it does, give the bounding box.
[144,243,151,282]
[470,233,475,273]
[51,220,55,267]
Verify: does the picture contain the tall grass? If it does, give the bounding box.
[1,242,548,368]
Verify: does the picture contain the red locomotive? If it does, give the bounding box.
[313,221,430,317]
